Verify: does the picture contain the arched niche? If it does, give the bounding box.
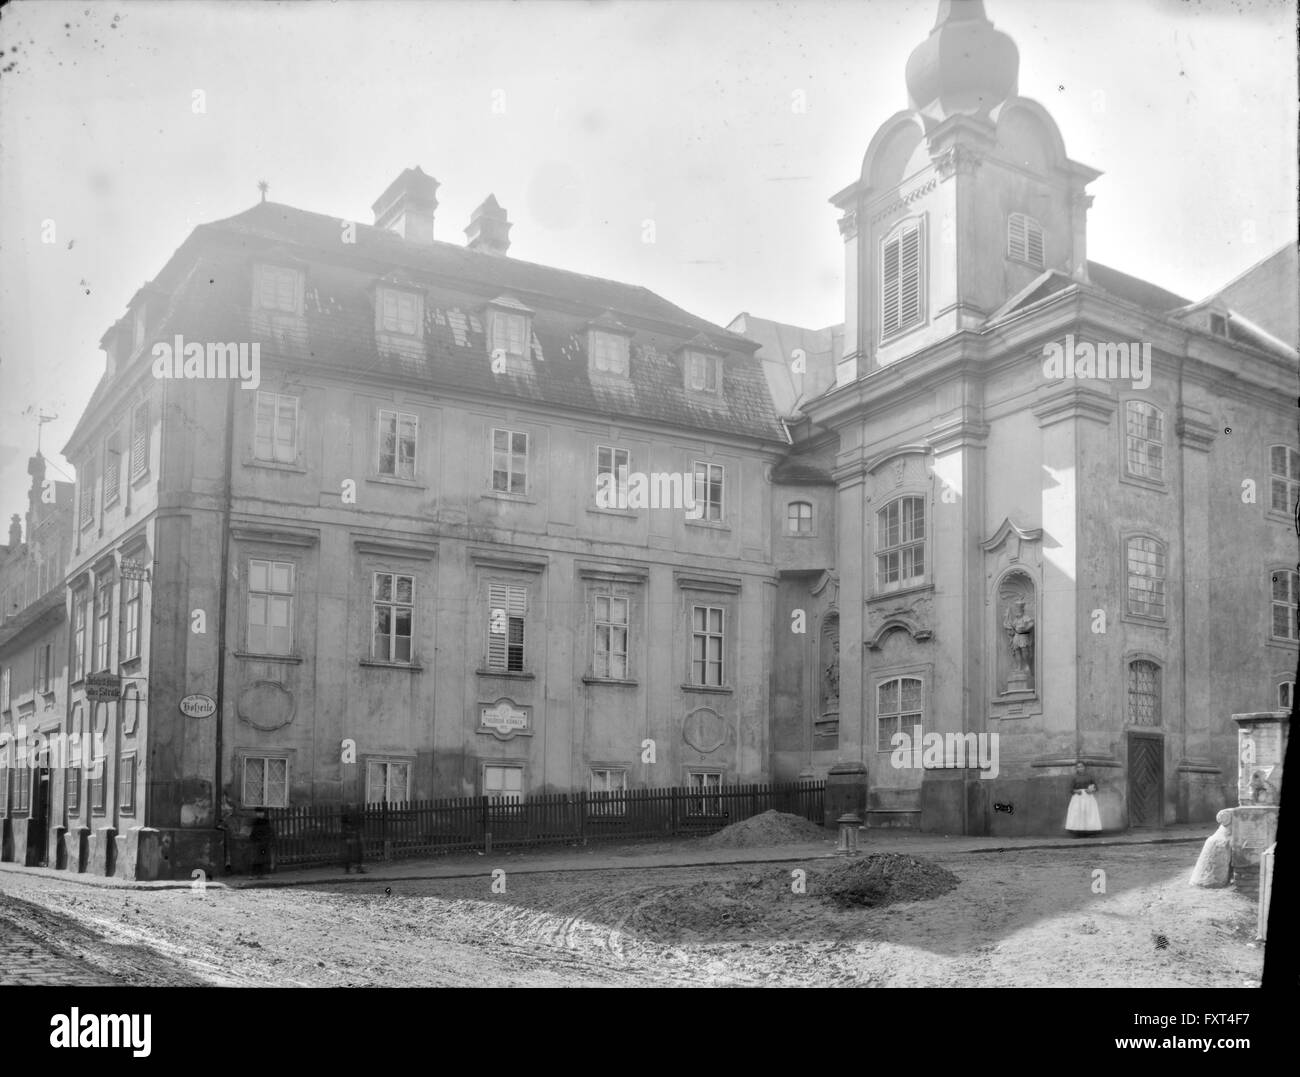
[995,569,1037,694]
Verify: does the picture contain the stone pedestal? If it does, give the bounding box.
[824,760,867,829]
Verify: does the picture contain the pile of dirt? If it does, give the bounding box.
[817,853,959,909]
[697,810,829,849]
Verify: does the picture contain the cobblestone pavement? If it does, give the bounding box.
[0,899,122,985]
[0,891,205,986]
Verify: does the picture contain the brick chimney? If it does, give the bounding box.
[465,195,511,256]
[372,167,440,244]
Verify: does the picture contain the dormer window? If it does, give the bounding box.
[685,351,722,394]
[1007,213,1044,268]
[491,311,528,358]
[255,264,302,314]
[378,288,422,338]
[1209,313,1228,338]
[590,330,630,376]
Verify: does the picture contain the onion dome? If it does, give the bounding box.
[904,1,1019,120]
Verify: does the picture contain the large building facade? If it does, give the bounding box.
[1,0,1294,877]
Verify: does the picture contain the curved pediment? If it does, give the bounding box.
[980,517,1043,553]
[865,615,934,652]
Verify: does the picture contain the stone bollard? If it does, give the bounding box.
[1189,809,1232,888]
[836,812,862,856]
[1258,842,1275,941]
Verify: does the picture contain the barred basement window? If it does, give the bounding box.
[483,763,523,808]
[1125,537,1166,619]
[877,676,923,752]
[1128,661,1161,726]
[243,756,288,808]
[1007,213,1045,268]
[589,768,627,816]
[687,771,722,815]
[366,760,410,804]
[487,583,527,672]
[1125,401,1165,481]
[881,218,924,338]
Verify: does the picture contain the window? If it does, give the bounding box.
[15,766,30,814]
[378,410,417,479]
[79,458,96,529]
[247,559,294,655]
[256,264,299,313]
[685,351,721,393]
[690,462,724,522]
[589,768,627,815]
[0,667,9,711]
[483,763,523,804]
[491,429,528,494]
[0,766,8,814]
[490,311,528,359]
[118,753,137,815]
[366,760,410,804]
[1128,661,1161,726]
[372,573,414,663]
[691,605,724,687]
[65,764,81,814]
[593,594,629,679]
[255,392,298,464]
[73,591,89,681]
[1209,313,1228,338]
[123,576,142,660]
[379,289,421,336]
[1007,213,1045,268]
[1125,401,1165,482]
[243,756,288,808]
[129,402,149,478]
[596,445,631,507]
[590,331,629,376]
[877,676,923,752]
[487,583,527,672]
[89,762,105,814]
[36,643,51,694]
[1271,569,1298,642]
[94,578,113,672]
[687,771,722,815]
[1270,446,1300,516]
[787,501,813,534]
[876,496,925,591]
[104,430,122,506]
[881,218,924,338]
[1280,681,1295,711]
[1125,537,1166,619]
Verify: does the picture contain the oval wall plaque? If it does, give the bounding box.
[179,694,216,718]
[236,680,295,732]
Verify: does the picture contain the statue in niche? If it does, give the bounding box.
[999,584,1036,693]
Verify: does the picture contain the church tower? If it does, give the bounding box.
[831,0,1101,385]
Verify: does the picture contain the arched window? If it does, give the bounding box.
[1278,680,1294,711]
[1271,568,1298,642]
[877,676,923,752]
[876,496,925,592]
[1125,536,1166,619]
[881,217,924,338]
[1125,401,1165,481]
[787,501,813,534]
[1007,213,1044,268]
[1128,660,1161,725]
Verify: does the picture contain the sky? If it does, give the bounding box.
[0,0,1295,523]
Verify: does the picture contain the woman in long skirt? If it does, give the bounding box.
[1065,763,1102,836]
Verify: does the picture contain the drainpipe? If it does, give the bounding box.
[213,378,236,867]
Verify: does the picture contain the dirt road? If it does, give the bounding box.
[0,843,1263,987]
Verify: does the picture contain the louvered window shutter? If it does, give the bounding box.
[1025,219,1044,267]
[488,584,526,669]
[898,225,922,328]
[1008,214,1026,261]
[881,236,901,336]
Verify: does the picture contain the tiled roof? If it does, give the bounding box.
[1085,261,1191,314]
[106,201,786,445]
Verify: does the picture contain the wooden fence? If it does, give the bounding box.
[266,780,824,869]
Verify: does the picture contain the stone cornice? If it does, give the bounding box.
[1031,385,1116,428]
[837,210,858,240]
[1176,416,1217,454]
[927,416,990,455]
[352,537,438,561]
[674,571,743,595]
[868,178,938,225]
[469,548,547,573]
[230,525,320,547]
